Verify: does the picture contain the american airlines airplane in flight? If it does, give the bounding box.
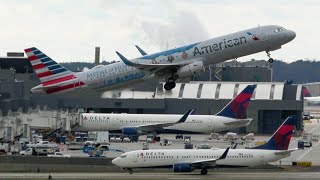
[73,85,256,136]
[24,25,295,94]
[112,115,297,175]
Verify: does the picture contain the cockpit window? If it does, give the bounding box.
[275,27,285,33]
[120,154,127,158]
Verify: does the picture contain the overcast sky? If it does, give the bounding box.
[0,0,318,63]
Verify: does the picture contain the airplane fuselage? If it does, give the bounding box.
[31,25,295,94]
[112,148,290,168]
[304,96,320,104]
[73,113,251,133]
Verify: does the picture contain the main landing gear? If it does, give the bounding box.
[201,168,208,175]
[266,51,274,63]
[127,168,133,174]
[164,81,176,91]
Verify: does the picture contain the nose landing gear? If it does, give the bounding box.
[266,51,274,63]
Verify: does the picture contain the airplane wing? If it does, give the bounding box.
[274,148,298,156]
[190,147,230,168]
[223,119,252,126]
[116,51,204,76]
[133,109,195,133]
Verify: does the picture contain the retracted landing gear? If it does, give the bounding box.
[164,81,176,91]
[266,51,274,63]
[200,168,208,175]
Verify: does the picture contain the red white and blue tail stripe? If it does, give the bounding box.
[24,47,85,94]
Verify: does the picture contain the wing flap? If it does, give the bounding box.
[135,109,195,133]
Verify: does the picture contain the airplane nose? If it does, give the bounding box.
[286,30,296,41]
[112,158,119,166]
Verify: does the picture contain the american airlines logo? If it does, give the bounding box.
[247,32,259,40]
[193,36,247,56]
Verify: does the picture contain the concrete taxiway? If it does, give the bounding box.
[1,172,320,180]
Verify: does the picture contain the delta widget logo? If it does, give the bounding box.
[247,32,259,40]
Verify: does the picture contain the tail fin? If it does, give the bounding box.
[253,116,296,150]
[303,87,312,97]
[24,47,75,85]
[216,85,256,119]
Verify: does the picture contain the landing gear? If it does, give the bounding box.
[128,168,133,174]
[164,81,176,91]
[266,51,274,63]
[200,168,208,175]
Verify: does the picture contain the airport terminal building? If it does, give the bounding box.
[0,56,304,141]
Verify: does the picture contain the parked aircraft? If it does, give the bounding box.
[25,25,295,94]
[112,115,297,175]
[73,85,256,136]
[303,86,320,104]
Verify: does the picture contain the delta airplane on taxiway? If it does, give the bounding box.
[25,25,295,94]
[112,115,297,175]
[73,85,256,136]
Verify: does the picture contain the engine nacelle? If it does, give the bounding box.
[177,61,204,79]
[173,163,193,172]
[122,127,140,136]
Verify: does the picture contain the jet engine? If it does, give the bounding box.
[122,127,141,136]
[173,163,193,172]
[176,61,205,79]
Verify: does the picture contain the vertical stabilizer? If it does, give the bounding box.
[216,85,256,119]
[253,115,296,150]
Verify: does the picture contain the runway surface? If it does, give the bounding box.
[1,172,320,180]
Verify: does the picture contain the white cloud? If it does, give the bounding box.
[0,0,318,62]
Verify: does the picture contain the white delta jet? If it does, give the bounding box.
[73,85,256,136]
[112,115,297,175]
[25,25,295,94]
[303,86,320,104]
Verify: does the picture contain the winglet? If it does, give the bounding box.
[218,147,230,160]
[232,143,238,149]
[177,109,195,123]
[135,45,148,56]
[115,51,136,66]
